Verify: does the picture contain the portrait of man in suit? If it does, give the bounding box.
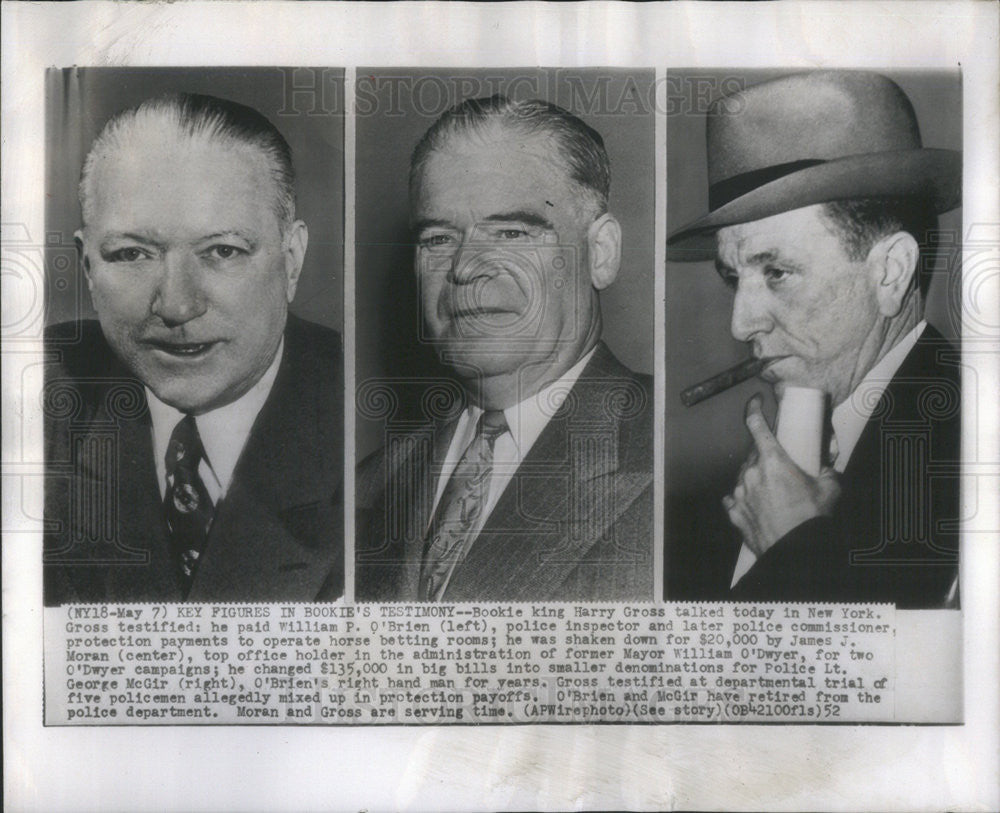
[356,94,654,601]
[665,70,961,608]
[44,89,344,604]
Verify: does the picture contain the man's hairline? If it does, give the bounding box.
[409,125,606,225]
[79,119,295,234]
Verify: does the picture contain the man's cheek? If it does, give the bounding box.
[93,283,149,319]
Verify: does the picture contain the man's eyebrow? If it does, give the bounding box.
[196,230,258,246]
[411,211,556,235]
[411,218,455,235]
[744,250,779,266]
[715,250,784,272]
[99,232,166,249]
[98,230,260,247]
[481,211,554,230]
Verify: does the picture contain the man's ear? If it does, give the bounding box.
[74,229,93,291]
[587,213,621,291]
[283,220,309,303]
[870,230,919,317]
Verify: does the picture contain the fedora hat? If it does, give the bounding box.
[666,70,961,261]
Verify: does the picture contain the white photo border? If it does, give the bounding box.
[3,2,998,811]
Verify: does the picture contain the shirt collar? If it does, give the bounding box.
[147,337,284,497]
[831,321,926,472]
[466,346,598,461]
[431,347,600,521]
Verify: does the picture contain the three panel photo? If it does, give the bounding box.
[42,66,962,612]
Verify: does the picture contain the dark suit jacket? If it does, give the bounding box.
[668,326,960,609]
[43,315,343,604]
[356,342,654,601]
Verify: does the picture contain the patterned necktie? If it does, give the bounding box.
[420,410,508,601]
[164,414,214,594]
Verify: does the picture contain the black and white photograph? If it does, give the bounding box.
[3,2,998,812]
[42,68,346,603]
[353,69,656,601]
[664,69,963,608]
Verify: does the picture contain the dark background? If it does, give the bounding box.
[665,68,963,499]
[355,68,656,461]
[45,66,344,331]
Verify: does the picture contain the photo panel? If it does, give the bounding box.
[663,68,962,604]
[42,66,346,610]
[354,68,657,603]
[5,2,997,809]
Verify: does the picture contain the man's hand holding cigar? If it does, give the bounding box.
[722,396,840,558]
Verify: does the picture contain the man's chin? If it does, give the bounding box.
[434,340,526,379]
[142,372,238,415]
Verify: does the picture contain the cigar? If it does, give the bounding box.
[681,356,783,407]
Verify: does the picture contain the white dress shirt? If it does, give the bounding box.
[147,339,284,504]
[429,347,597,537]
[732,321,926,586]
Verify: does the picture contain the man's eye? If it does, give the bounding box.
[419,234,454,248]
[498,228,530,240]
[204,245,245,260]
[764,266,791,283]
[716,267,739,289]
[107,247,150,263]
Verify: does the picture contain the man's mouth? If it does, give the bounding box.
[450,307,516,319]
[144,339,220,359]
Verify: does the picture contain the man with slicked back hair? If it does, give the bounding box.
[45,93,343,603]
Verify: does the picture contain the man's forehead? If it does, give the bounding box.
[414,132,588,227]
[86,130,276,218]
[421,126,574,186]
[83,169,284,252]
[715,204,834,262]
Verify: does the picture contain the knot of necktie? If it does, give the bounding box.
[478,409,508,448]
[165,414,205,479]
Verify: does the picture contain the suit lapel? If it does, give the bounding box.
[92,393,183,602]
[836,326,960,564]
[837,327,949,508]
[395,418,457,601]
[188,480,335,601]
[189,330,341,601]
[357,418,448,601]
[46,328,181,602]
[442,344,650,600]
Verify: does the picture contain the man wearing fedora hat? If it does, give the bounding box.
[667,70,961,608]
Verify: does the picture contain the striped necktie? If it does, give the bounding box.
[163,414,214,595]
[420,410,508,601]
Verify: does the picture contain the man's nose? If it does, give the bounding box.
[730,278,773,343]
[449,238,497,285]
[150,253,207,326]
[450,239,484,285]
